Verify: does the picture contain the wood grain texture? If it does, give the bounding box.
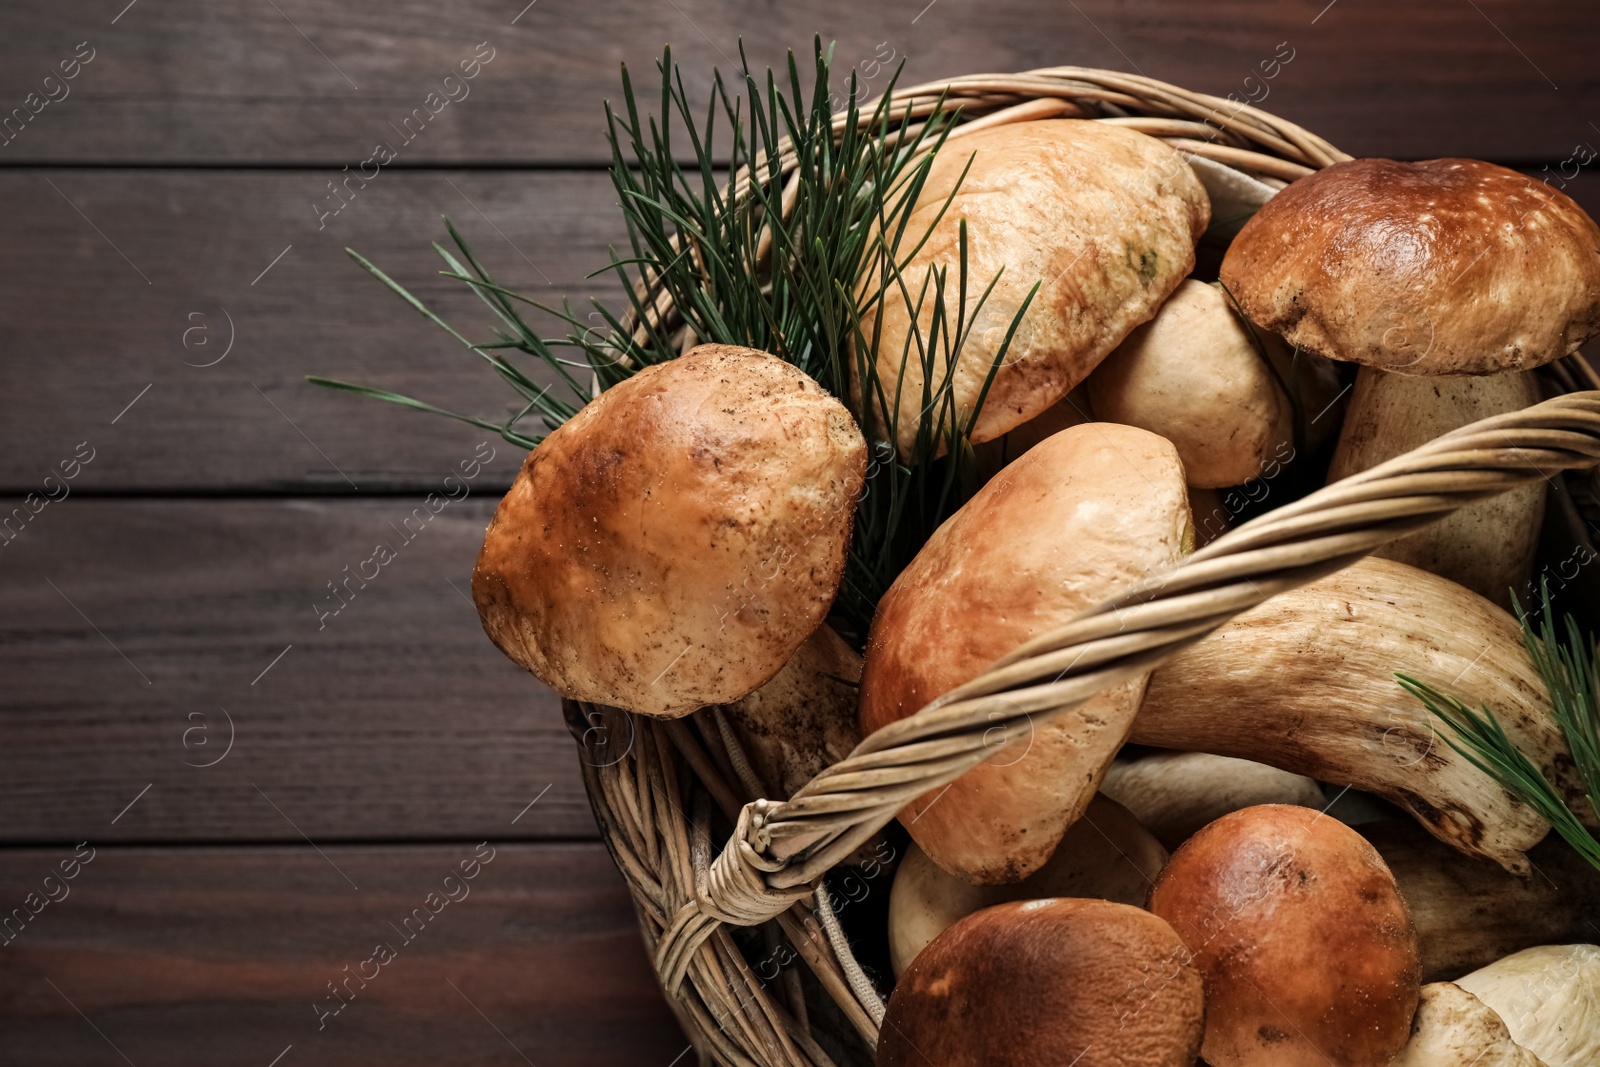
[0,842,687,1066]
[0,169,619,493]
[1,0,1597,164]
[0,497,603,844]
[3,168,1597,494]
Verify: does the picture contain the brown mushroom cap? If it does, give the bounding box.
[1148,804,1421,1067]
[1219,158,1600,375]
[473,345,866,718]
[860,422,1189,884]
[858,119,1209,456]
[878,897,1205,1067]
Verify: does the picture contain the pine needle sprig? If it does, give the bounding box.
[1398,579,1600,871]
[308,39,1031,642]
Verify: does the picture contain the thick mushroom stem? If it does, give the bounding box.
[1328,367,1544,609]
[887,795,1166,975]
[1129,557,1584,874]
[1457,945,1600,1067]
[1362,820,1600,983]
[1100,752,1325,851]
[1389,983,1549,1067]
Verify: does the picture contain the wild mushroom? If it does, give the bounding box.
[1221,158,1600,605]
[1085,279,1293,488]
[878,898,1205,1067]
[716,623,862,802]
[1390,982,1549,1067]
[1456,945,1600,1067]
[859,423,1189,884]
[1130,556,1584,873]
[474,344,867,718]
[1327,368,1545,608]
[1220,157,1600,377]
[1362,819,1600,982]
[1148,804,1421,1067]
[858,119,1209,457]
[1100,751,1325,851]
[887,795,1166,975]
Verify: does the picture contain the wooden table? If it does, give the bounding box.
[1,1,1596,1063]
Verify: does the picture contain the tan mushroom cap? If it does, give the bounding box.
[857,118,1208,456]
[860,422,1189,884]
[1148,804,1421,1067]
[1086,278,1292,488]
[1220,157,1600,375]
[878,898,1205,1067]
[473,345,866,718]
[887,795,1167,975]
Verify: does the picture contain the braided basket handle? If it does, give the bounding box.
[655,388,1600,982]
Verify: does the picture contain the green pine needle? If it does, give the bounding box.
[1398,579,1600,871]
[309,38,1030,643]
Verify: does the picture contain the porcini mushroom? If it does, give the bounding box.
[1085,279,1293,488]
[860,423,1189,884]
[718,623,862,801]
[474,344,866,717]
[1100,751,1325,851]
[858,119,1209,456]
[1390,982,1549,1067]
[1327,368,1545,608]
[887,795,1166,975]
[1362,820,1600,982]
[1457,945,1600,1067]
[1220,157,1600,605]
[1130,556,1583,873]
[878,898,1205,1067]
[1148,804,1421,1067]
[1220,157,1600,376]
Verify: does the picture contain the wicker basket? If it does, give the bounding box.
[559,67,1600,1066]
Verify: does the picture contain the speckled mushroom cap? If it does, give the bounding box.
[878,897,1205,1067]
[1219,157,1600,374]
[473,345,867,718]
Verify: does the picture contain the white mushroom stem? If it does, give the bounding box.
[1390,983,1549,1067]
[1100,752,1325,851]
[1327,366,1545,609]
[886,795,1166,975]
[1457,945,1600,1067]
[1129,556,1587,874]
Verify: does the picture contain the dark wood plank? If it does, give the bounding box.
[0,498,605,844]
[2,0,1597,165]
[0,842,686,1066]
[0,168,619,493]
[5,168,1599,495]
